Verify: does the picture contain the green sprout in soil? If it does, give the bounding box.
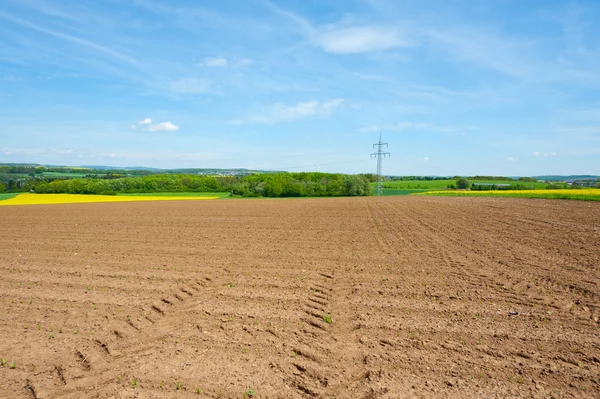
[9,361,16,369]
[323,314,332,324]
[176,382,182,390]
[131,379,137,388]
[1,358,6,366]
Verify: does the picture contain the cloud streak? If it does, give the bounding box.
[317,26,411,54]
[232,99,344,125]
[264,2,411,54]
[0,10,140,66]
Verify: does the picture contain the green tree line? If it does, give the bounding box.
[25,173,372,197]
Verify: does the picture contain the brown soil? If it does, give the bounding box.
[0,196,598,398]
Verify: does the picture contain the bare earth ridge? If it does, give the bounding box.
[0,196,598,398]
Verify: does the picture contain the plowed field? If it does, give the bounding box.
[0,197,598,398]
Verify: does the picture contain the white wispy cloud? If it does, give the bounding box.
[202,57,228,67]
[264,2,410,54]
[131,118,179,132]
[322,98,344,112]
[533,151,557,157]
[391,122,429,132]
[146,121,180,132]
[317,26,411,54]
[169,78,213,94]
[360,121,429,133]
[507,156,518,162]
[426,27,536,79]
[232,98,344,125]
[200,56,252,67]
[359,125,380,133]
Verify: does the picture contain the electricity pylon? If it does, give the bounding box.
[371,133,390,196]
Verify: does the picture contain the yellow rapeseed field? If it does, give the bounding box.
[0,193,220,206]
[418,189,600,201]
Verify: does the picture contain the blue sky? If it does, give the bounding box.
[1,0,599,175]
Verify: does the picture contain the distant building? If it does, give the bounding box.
[567,180,598,187]
[472,183,511,187]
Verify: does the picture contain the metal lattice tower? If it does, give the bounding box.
[371,133,390,196]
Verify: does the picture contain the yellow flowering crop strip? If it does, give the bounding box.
[0,193,220,206]
[415,189,600,201]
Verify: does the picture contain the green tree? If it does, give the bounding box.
[264,179,283,197]
[0,182,6,193]
[456,178,470,189]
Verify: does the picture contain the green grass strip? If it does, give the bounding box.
[382,189,433,196]
[0,193,19,201]
[415,190,600,201]
[116,192,230,198]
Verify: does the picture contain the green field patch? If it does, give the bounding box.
[378,180,452,190]
[41,172,88,177]
[379,179,548,190]
[382,189,432,196]
[117,192,231,198]
[0,193,19,201]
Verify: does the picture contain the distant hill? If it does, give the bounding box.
[0,163,284,174]
[80,165,162,171]
[78,165,285,174]
[0,162,41,167]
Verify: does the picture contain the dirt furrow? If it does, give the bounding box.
[1,197,598,398]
